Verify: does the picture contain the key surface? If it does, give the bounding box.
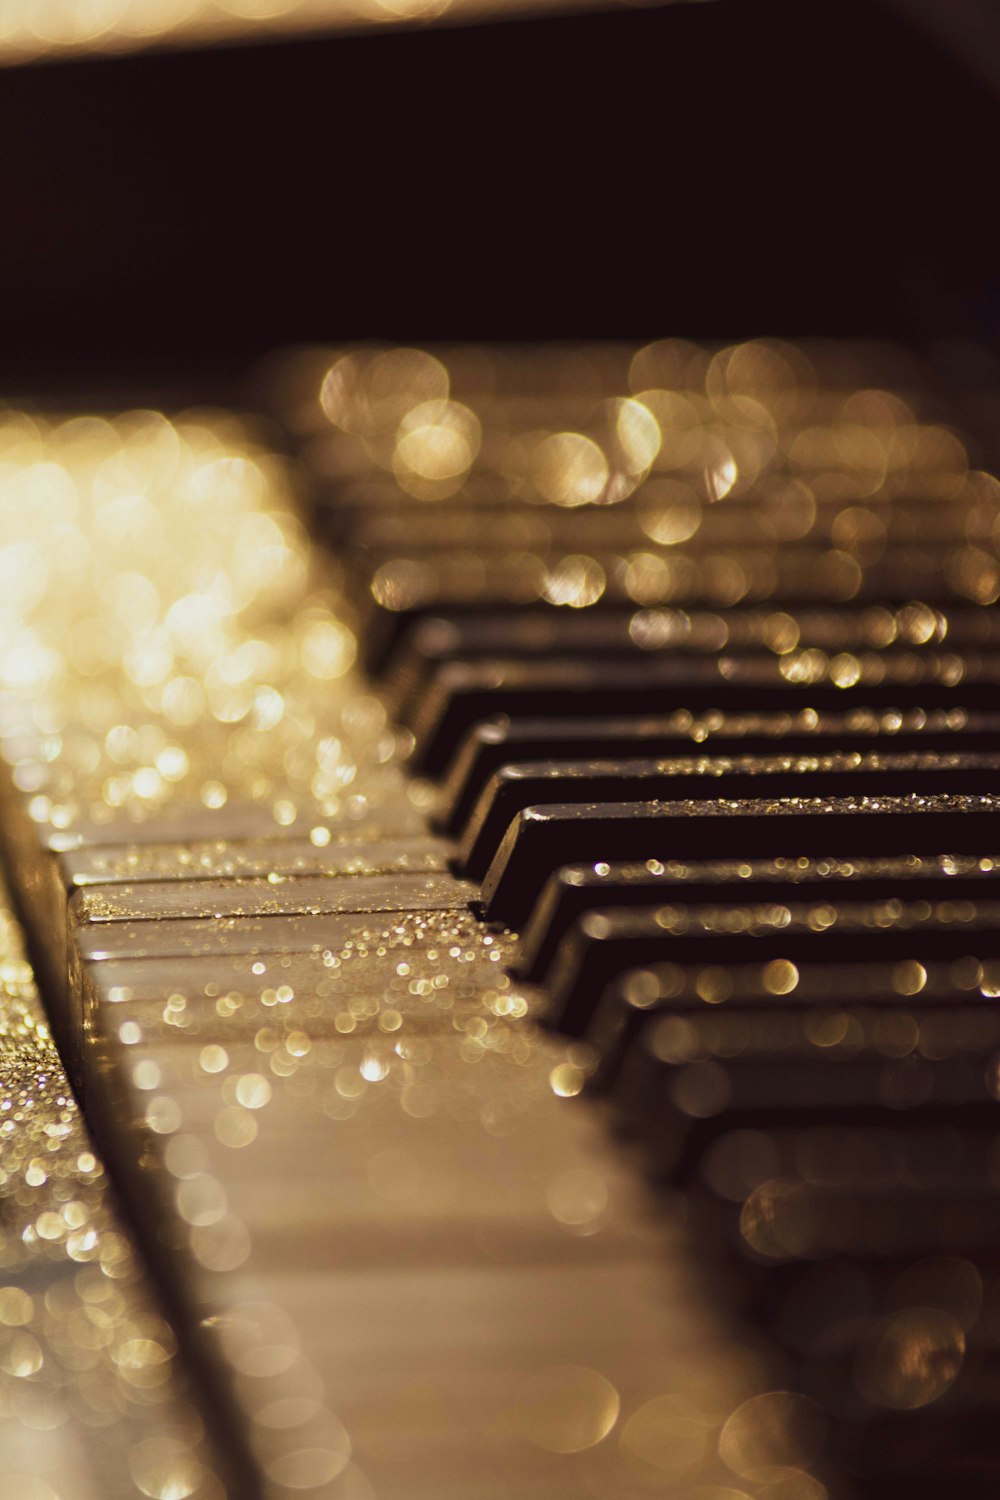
[544,899,1000,1036]
[480,794,1000,928]
[517,852,1000,982]
[77,908,775,1500]
[358,546,983,673]
[389,604,1000,717]
[409,652,1000,775]
[73,885,477,962]
[587,949,1000,1093]
[457,750,1000,879]
[349,495,995,557]
[61,833,451,887]
[72,870,475,924]
[609,1003,1000,1183]
[439,706,1000,835]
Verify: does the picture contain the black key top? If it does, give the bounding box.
[351,495,995,556]
[608,1004,1000,1184]
[697,1122,1000,1262]
[389,604,1000,717]
[517,852,1000,982]
[346,499,623,554]
[837,1408,1000,1500]
[409,652,1000,775]
[347,497,835,558]
[544,899,1000,1036]
[698,1123,997,1228]
[438,707,1000,836]
[480,794,1000,928]
[457,751,1000,880]
[587,946,1000,1092]
[358,547,982,674]
[385,611,654,717]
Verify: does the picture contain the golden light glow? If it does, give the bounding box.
[762,958,800,995]
[853,1309,965,1410]
[619,1393,714,1474]
[719,1392,827,1480]
[0,0,670,63]
[509,1364,620,1453]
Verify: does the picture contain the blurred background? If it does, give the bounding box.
[0,0,997,400]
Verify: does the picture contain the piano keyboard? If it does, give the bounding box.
[0,338,999,1498]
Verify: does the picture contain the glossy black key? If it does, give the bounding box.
[694,1124,1000,1267]
[836,1408,1000,1500]
[386,607,736,715]
[357,547,982,675]
[385,611,651,717]
[389,604,1000,718]
[457,750,1000,880]
[608,1004,1000,1184]
[408,652,1000,775]
[348,499,637,555]
[586,944,1000,1093]
[480,794,1000,928]
[543,898,1000,1036]
[517,851,1000,982]
[438,706,1000,836]
[352,497,1000,556]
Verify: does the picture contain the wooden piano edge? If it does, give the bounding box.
[0,768,264,1500]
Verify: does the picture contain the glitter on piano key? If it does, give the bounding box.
[0,877,228,1495]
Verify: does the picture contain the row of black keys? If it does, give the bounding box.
[368,597,1000,1188]
[305,466,1000,1488]
[367,605,1000,912]
[313,483,998,674]
[375,615,1000,1492]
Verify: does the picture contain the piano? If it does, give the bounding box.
[1,4,999,1499]
[2,333,1000,1500]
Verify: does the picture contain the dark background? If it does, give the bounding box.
[1,0,997,399]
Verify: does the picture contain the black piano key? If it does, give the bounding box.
[766,1246,987,1353]
[438,706,1000,837]
[345,503,677,557]
[608,1004,1000,1188]
[357,546,987,674]
[385,610,649,718]
[389,603,1000,720]
[837,1410,1000,1500]
[544,899,1000,1037]
[717,1174,1000,1279]
[517,852,1000,983]
[385,604,766,716]
[408,652,1000,775]
[345,497,649,554]
[686,1126,1000,1451]
[457,750,1000,880]
[586,947,1000,1094]
[697,1124,996,1223]
[479,794,1000,928]
[349,495,995,557]
[732,1177,1000,1264]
